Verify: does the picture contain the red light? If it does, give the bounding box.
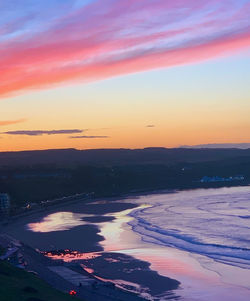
[69,290,77,296]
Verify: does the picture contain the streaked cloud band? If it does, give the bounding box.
[1,0,250,97]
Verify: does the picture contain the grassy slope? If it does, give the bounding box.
[0,261,80,301]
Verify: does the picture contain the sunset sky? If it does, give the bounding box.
[1,0,250,151]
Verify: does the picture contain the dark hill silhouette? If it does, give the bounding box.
[1,147,250,167]
[1,147,250,209]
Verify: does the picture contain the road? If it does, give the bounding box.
[19,243,146,301]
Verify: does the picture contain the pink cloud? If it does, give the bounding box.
[0,118,26,126]
[0,0,250,97]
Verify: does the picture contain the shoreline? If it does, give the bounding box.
[3,180,249,227]
[2,185,249,300]
[1,196,181,300]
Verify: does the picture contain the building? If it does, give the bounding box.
[200,175,245,183]
[0,193,11,217]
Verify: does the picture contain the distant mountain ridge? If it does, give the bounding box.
[1,147,250,167]
[179,143,250,149]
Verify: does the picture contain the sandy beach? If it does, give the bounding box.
[1,196,180,300]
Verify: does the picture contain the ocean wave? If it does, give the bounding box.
[128,187,250,269]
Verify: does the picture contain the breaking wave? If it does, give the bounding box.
[129,187,250,269]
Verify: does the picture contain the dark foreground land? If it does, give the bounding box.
[0,260,80,301]
[0,147,250,211]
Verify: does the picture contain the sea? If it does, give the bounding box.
[27,186,250,300]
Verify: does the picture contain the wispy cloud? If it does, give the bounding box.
[1,0,250,97]
[146,125,155,128]
[69,135,109,139]
[0,118,26,126]
[3,129,83,136]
